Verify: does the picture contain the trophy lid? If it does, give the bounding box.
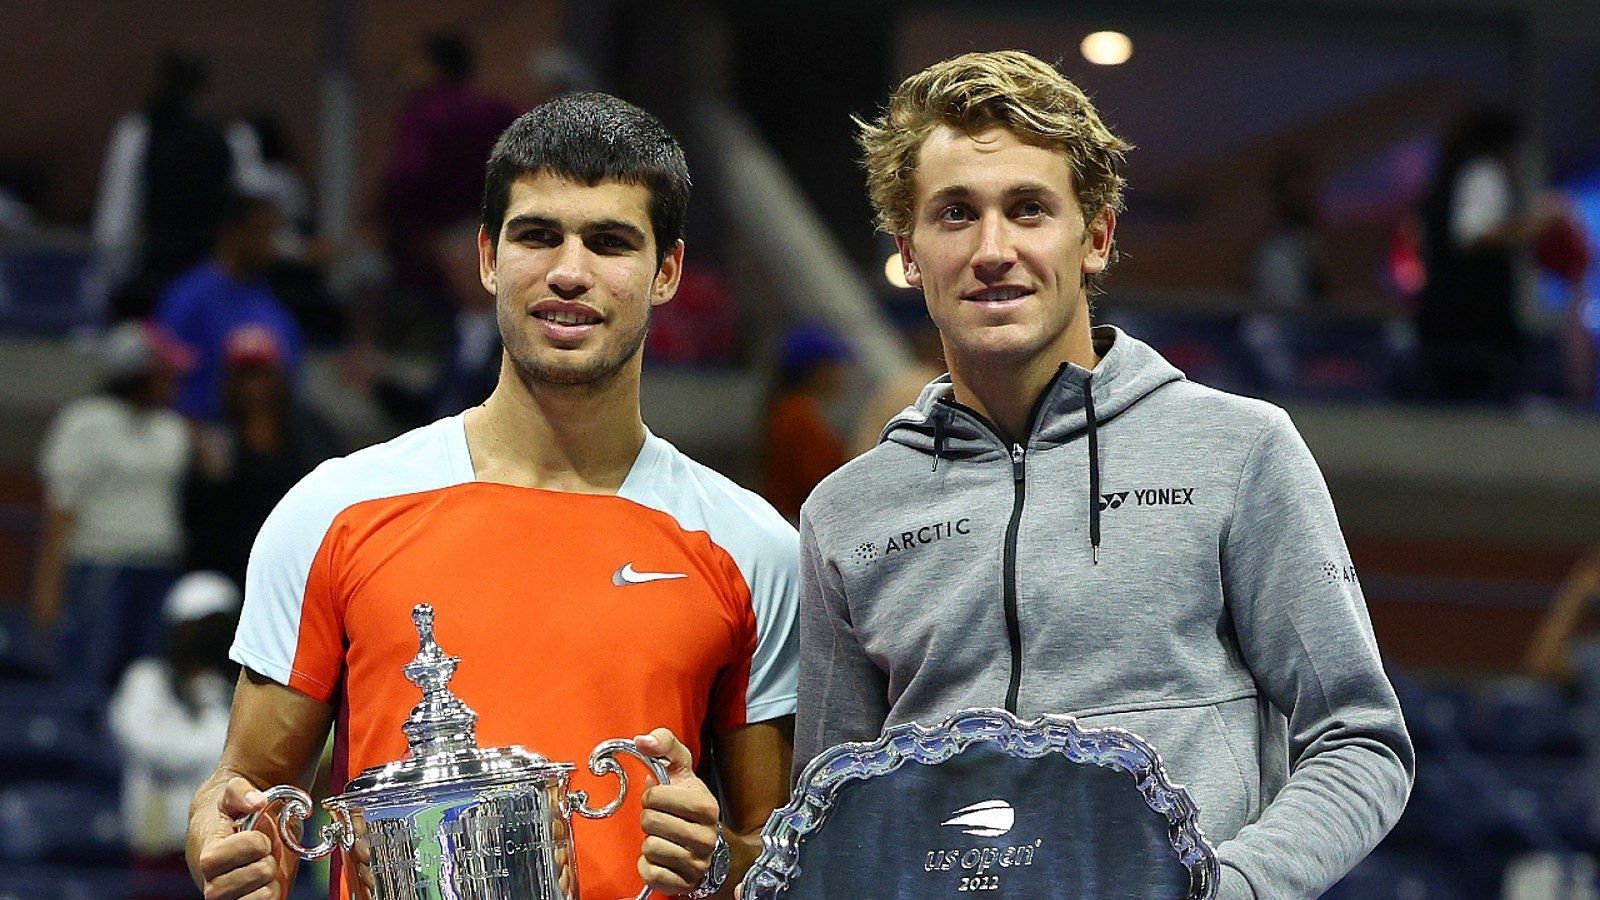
[335,604,571,803]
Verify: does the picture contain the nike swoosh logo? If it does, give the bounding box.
[612,563,689,586]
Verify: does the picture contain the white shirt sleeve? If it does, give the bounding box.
[37,401,98,510]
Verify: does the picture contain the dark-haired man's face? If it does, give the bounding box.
[480,171,681,388]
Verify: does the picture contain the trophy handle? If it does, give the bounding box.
[570,738,673,900]
[238,785,354,861]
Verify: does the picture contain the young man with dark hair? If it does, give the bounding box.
[188,93,797,900]
[795,51,1412,898]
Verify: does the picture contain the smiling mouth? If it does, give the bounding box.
[532,309,603,326]
[964,287,1034,302]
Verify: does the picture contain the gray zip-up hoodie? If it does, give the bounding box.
[795,326,1413,899]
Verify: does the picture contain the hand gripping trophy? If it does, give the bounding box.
[247,604,670,899]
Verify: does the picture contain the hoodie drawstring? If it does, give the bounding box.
[931,415,946,472]
[1084,377,1101,564]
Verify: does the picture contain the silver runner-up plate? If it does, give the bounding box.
[741,708,1218,899]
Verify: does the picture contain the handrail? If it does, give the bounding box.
[686,98,911,385]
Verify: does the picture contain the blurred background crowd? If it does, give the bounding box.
[0,0,1598,897]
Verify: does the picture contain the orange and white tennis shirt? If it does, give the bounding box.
[231,414,799,899]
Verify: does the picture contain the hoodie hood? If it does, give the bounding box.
[882,325,1186,456]
[880,325,1185,564]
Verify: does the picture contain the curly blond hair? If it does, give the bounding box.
[859,50,1131,236]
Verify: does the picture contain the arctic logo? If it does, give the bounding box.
[940,800,1014,837]
[1098,487,1196,512]
[612,563,688,586]
[854,518,973,564]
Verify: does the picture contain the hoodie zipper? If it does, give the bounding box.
[939,367,1063,716]
[1003,442,1027,714]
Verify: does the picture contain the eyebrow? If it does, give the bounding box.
[924,182,1062,204]
[503,214,648,243]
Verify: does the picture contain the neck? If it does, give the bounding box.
[947,311,1098,443]
[464,354,647,494]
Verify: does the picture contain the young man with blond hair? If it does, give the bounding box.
[795,50,1412,898]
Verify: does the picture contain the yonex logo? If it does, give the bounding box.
[1099,487,1195,512]
[940,799,1014,837]
[612,563,688,586]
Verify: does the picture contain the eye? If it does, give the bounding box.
[588,232,637,253]
[937,204,973,224]
[517,227,560,246]
[1014,199,1048,219]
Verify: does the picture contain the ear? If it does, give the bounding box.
[895,234,922,287]
[651,239,686,308]
[1082,207,1117,275]
[477,225,498,295]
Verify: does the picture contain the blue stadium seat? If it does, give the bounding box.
[1325,848,1502,899]
[1469,678,1585,758]
[0,782,125,867]
[0,608,47,680]
[0,694,120,789]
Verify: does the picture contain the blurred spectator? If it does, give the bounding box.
[1415,111,1557,402]
[848,322,945,456]
[1242,153,1328,391]
[1540,206,1597,408]
[183,327,339,587]
[156,193,306,422]
[372,220,502,427]
[31,322,191,687]
[239,114,345,347]
[109,570,239,892]
[760,323,851,523]
[236,116,312,260]
[379,32,520,316]
[93,50,238,322]
[645,263,740,365]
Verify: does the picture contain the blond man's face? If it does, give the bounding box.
[897,125,1114,373]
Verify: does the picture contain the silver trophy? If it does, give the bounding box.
[244,604,670,899]
[741,708,1219,899]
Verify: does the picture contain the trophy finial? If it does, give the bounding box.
[400,603,478,756]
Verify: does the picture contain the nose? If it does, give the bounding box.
[546,236,594,298]
[971,212,1016,279]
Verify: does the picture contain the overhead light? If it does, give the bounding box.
[1081,31,1132,66]
[884,252,912,289]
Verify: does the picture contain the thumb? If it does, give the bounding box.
[218,777,268,820]
[633,727,694,780]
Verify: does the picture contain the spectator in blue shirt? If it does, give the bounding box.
[156,193,304,421]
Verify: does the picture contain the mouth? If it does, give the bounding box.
[962,286,1034,303]
[529,301,605,342]
[530,303,604,326]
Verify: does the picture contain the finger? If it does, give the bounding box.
[219,777,269,819]
[641,781,720,828]
[199,830,274,880]
[633,727,694,778]
[639,807,718,857]
[641,833,708,887]
[201,850,277,900]
[352,835,377,894]
[639,853,695,896]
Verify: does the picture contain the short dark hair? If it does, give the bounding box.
[481,92,691,267]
